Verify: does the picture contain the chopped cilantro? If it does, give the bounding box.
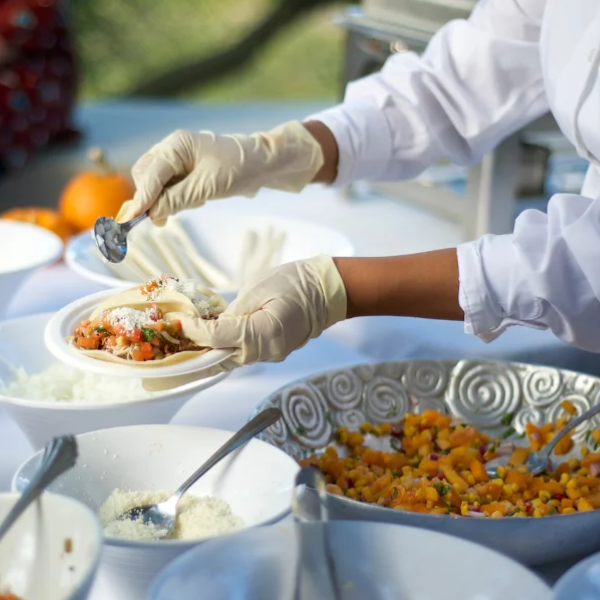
[141,327,156,342]
[586,430,593,443]
[488,445,496,453]
[296,426,308,437]
[386,402,398,418]
[433,483,451,496]
[392,487,399,499]
[500,412,515,426]
[94,327,108,334]
[325,412,334,426]
[444,406,450,415]
[390,437,402,452]
[500,427,516,440]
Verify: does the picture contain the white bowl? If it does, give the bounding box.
[148,520,551,600]
[0,313,229,449]
[553,551,600,600]
[44,289,234,379]
[12,424,300,600]
[65,212,355,301]
[0,221,63,318]
[0,492,102,600]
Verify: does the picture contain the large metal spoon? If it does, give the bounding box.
[485,401,600,477]
[0,436,78,542]
[114,407,282,539]
[93,211,148,263]
[291,466,341,600]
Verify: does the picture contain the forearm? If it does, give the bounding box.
[333,249,464,321]
[303,121,338,184]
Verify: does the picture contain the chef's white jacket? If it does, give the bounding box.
[310,0,600,351]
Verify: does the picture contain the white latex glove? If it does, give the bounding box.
[167,255,347,378]
[117,120,323,225]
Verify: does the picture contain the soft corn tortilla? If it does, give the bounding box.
[72,283,226,366]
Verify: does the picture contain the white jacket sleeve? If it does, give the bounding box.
[309,0,549,185]
[458,194,600,351]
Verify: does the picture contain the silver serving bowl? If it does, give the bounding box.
[251,360,600,566]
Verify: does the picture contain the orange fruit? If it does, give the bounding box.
[59,148,135,233]
[1,207,73,241]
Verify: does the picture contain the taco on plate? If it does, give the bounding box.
[70,274,226,365]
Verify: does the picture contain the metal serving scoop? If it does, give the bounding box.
[113,407,282,539]
[485,401,600,478]
[291,466,341,600]
[0,436,78,542]
[93,211,148,263]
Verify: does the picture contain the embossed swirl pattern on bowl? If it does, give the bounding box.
[252,360,600,459]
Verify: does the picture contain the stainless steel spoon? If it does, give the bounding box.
[93,211,148,263]
[291,466,341,600]
[485,401,600,477]
[114,407,282,538]
[0,436,78,542]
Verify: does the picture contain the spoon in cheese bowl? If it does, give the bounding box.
[111,407,282,539]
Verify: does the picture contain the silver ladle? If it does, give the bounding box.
[93,211,148,263]
[485,401,600,477]
[113,407,282,539]
[0,436,78,542]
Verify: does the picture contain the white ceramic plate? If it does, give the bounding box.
[44,289,233,379]
[553,551,600,600]
[148,520,552,600]
[64,211,355,299]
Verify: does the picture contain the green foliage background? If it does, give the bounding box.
[71,0,345,101]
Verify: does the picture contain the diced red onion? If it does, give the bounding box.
[590,462,600,477]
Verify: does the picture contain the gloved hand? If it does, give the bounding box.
[167,255,347,377]
[117,120,323,225]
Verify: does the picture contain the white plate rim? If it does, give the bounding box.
[43,289,234,379]
[553,550,600,599]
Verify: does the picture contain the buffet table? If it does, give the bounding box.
[1,101,597,596]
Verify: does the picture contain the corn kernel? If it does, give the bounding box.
[581,446,590,457]
[538,490,552,502]
[496,466,506,479]
[532,498,542,508]
[549,499,560,508]
[560,473,570,485]
[567,478,579,489]
[492,478,504,486]
[533,508,543,518]
[566,487,582,500]
[466,474,476,486]
[490,511,503,519]
[359,422,372,434]
[562,507,576,514]
[568,458,581,471]
[460,501,469,516]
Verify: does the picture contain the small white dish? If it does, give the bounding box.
[0,492,102,600]
[12,424,300,600]
[553,551,600,600]
[0,220,63,318]
[0,312,229,449]
[148,520,552,600]
[65,211,355,302]
[43,289,234,379]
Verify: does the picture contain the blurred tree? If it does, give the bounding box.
[71,0,347,101]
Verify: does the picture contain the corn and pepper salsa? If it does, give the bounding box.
[299,402,600,518]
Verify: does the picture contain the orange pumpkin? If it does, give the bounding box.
[1,207,73,241]
[59,148,135,233]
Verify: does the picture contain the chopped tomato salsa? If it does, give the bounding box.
[71,305,208,362]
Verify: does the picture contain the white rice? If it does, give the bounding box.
[99,489,244,541]
[0,364,158,403]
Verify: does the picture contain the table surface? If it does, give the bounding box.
[0,100,594,597]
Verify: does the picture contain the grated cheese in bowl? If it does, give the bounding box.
[0,364,158,403]
[99,489,244,541]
